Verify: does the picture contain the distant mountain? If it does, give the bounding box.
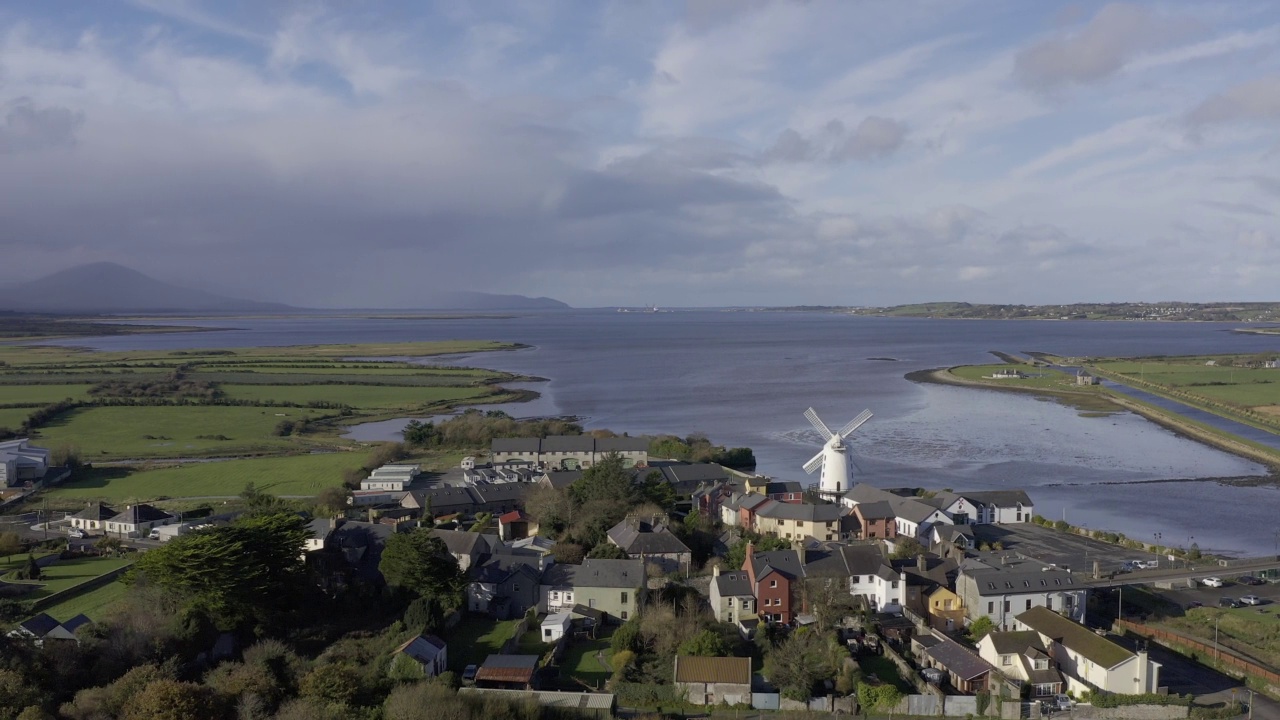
[419,291,570,310]
[0,263,292,314]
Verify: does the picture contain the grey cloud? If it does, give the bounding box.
[0,99,84,153]
[1186,76,1280,129]
[763,116,907,164]
[834,116,908,162]
[1250,176,1280,196]
[1199,199,1274,217]
[1014,3,1191,90]
[553,158,783,220]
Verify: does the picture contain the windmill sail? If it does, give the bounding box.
[800,407,872,496]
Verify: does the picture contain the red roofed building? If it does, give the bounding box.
[498,510,537,541]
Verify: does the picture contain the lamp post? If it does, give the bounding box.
[1215,613,1221,660]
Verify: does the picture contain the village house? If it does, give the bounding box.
[541,612,572,642]
[977,630,1064,699]
[68,502,117,533]
[540,558,643,623]
[606,517,691,574]
[7,613,92,646]
[430,529,496,572]
[1015,606,1161,695]
[803,542,904,614]
[490,436,648,470]
[360,464,420,492]
[673,656,752,706]
[497,510,536,541]
[708,567,756,625]
[753,501,846,541]
[691,480,737,519]
[897,553,963,631]
[468,554,542,619]
[921,636,995,694]
[956,556,1086,630]
[852,500,896,539]
[475,655,540,690]
[392,634,448,678]
[963,490,1034,524]
[762,480,805,503]
[743,546,803,624]
[103,504,178,538]
[840,483,1034,530]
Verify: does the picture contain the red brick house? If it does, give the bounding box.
[743,544,803,624]
[853,500,897,540]
[763,481,804,504]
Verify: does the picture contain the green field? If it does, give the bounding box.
[949,364,1080,390]
[37,578,128,621]
[0,384,94,404]
[218,384,489,408]
[1093,360,1280,408]
[34,406,330,459]
[43,452,362,502]
[2,555,133,601]
[0,407,31,429]
[447,617,522,673]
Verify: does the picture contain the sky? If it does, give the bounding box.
[1,1,1279,309]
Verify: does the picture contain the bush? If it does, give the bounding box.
[1085,691,1192,708]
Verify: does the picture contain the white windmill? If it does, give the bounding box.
[801,406,872,497]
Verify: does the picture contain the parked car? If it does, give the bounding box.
[1220,597,1240,608]
[1240,595,1263,606]
[920,668,944,685]
[67,527,86,539]
[1202,577,1225,588]
[1237,576,1265,586]
[462,664,478,683]
[1187,600,1203,609]
[1053,695,1074,711]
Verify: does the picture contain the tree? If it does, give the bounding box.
[50,444,82,469]
[725,535,790,571]
[315,486,351,518]
[401,420,436,447]
[15,553,41,581]
[239,484,287,516]
[123,679,224,720]
[569,453,638,506]
[523,484,574,535]
[550,542,585,565]
[804,577,858,632]
[639,471,677,511]
[966,616,995,642]
[404,597,444,635]
[889,536,925,560]
[677,629,728,657]
[1188,543,1202,560]
[379,529,465,607]
[586,542,629,560]
[0,532,22,562]
[299,663,361,707]
[765,629,836,702]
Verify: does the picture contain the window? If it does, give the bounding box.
[621,592,629,604]
[988,602,994,614]
[1001,655,1012,666]
[544,628,552,638]
[513,584,520,592]
[770,580,778,588]
[891,581,899,589]
[1025,599,1032,611]
[851,576,860,584]
[621,611,628,620]
[1003,600,1010,612]
[943,599,953,610]
[1046,597,1053,610]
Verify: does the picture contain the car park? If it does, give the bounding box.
[1220,597,1240,608]
[1237,576,1265,586]
[1241,595,1263,606]
[1202,577,1224,588]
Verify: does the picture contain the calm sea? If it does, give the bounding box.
[52,311,1280,555]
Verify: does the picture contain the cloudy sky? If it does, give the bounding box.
[2,1,1279,308]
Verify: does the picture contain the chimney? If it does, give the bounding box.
[713,564,721,578]
[917,554,927,572]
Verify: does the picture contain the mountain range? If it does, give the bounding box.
[0,263,569,313]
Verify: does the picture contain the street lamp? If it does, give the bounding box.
[1215,613,1222,660]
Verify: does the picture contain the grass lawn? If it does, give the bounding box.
[1094,361,1280,408]
[0,384,94,405]
[0,407,31,429]
[561,630,614,690]
[3,555,133,601]
[446,616,522,673]
[0,552,54,574]
[950,364,1080,391]
[37,577,128,621]
[517,628,554,656]
[219,384,490,409]
[858,654,914,694]
[33,405,330,459]
[43,452,361,502]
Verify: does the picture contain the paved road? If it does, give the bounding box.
[1146,642,1280,720]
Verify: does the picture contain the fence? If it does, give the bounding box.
[1116,618,1280,686]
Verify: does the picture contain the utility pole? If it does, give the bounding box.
[1215,614,1221,660]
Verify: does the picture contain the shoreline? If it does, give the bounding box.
[909,365,1280,478]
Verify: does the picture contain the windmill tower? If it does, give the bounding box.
[801,406,872,498]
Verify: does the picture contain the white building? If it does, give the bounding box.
[103,504,178,538]
[541,613,572,642]
[1015,606,1161,695]
[0,439,50,487]
[709,567,756,625]
[955,556,1086,630]
[360,464,420,492]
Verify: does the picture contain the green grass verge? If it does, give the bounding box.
[857,653,914,693]
[218,384,489,408]
[0,407,31,429]
[2,556,133,601]
[42,452,362,502]
[37,577,128,621]
[0,384,95,404]
[561,632,614,689]
[447,616,522,673]
[34,405,330,459]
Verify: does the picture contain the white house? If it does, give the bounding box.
[1015,606,1160,695]
[103,504,178,538]
[69,502,118,533]
[709,567,756,625]
[7,613,91,646]
[977,630,1064,699]
[963,491,1034,524]
[0,439,49,487]
[955,556,1087,630]
[541,613,572,642]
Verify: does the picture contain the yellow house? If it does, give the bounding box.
[753,503,845,542]
[927,586,966,632]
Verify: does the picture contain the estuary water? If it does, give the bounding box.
[52,311,1280,555]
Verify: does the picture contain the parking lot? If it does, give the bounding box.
[973,522,1164,576]
[1158,573,1280,610]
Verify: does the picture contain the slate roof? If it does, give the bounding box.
[965,558,1077,596]
[659,463,730,486]
[18,613,61,638]
[408,486,482,513]
[854,500,894,520]
[887,496,941,524]
[108,503,174,525]
[607,519,691,556]
[802,544,891,579]
[748,549,803,581]
[713,571,754,598]
[61,614,92,635]
[763,481,803,495]
[471,555,542,585]
[963,490,1033,508]
[737,493,770,511]
[843,483,894,505]
[72,502,116,521]
[431,529,493,558]
[596,436,649,452]
[306,518,334,543]
[988,630,1047,656]
[471,483,530,505]
[1016,606,1134,669]
[542,470,581,489]
[925,639,995,681]
[673,656,752,685]
[541,558,643,589]
[541,435,595,453]
[396,634,447,666]
[757,502,844,522]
